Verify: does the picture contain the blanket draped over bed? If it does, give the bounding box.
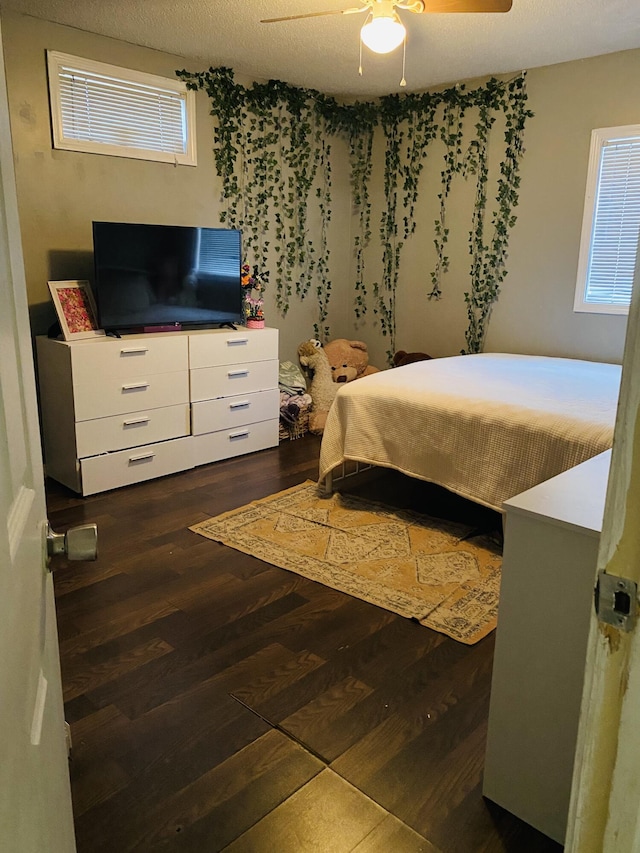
[319,353,621,512]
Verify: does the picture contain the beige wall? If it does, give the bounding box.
[1,11,351,365]
[382,51,637,367]
[484,50,636,364]
[3,10,636,367]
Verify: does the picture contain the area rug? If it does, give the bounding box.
[190,481,502,644]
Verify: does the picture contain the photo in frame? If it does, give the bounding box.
[48,280,105,341]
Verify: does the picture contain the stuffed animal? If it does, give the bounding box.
[297,340,339,434]
[323,338,380,384]
[393,349,432,367]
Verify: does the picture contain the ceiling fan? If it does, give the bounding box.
[261,0,513,55]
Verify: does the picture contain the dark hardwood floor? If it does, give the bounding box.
[48,435,563,852]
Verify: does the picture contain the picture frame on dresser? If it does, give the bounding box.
[48,279,105,341]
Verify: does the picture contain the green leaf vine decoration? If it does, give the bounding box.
[349,122,375,320]
[430,97,465,299]
[461,74,533,353]
[176,66,532,351]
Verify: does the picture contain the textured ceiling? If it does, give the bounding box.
[3,0,640,97]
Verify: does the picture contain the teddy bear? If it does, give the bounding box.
[393,349,432,367]
[323,338,380,384]
[297,340,340,434]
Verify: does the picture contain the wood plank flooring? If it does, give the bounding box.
[47,435,564,852]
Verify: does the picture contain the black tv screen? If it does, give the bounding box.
[92,222,243,332]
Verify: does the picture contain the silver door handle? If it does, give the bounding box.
[46,522,98,569]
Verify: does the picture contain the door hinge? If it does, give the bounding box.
[595,571,638,632]
[64,721,72,759]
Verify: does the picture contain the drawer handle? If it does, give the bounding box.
[123,416,150,426]
[229,400,250,409]
[229,430,249,440]
[227,338,249,345]
[122,382,150,391]
[227,369,249,378]
[128,452,155,463]
[120,347,149,355]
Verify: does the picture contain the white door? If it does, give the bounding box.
[0,19,76,853]
[565,251,640,851]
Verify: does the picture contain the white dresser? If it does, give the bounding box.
[483,450,610,844]
[188,328,279,466]
[36,327,279,495]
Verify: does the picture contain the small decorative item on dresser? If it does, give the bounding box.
[47,280,105,341]
[241,262,268,328]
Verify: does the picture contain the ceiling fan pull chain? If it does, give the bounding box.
[359,37,363,76]
[400,35,407,87]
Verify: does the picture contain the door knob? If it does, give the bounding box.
[46,522,98,568]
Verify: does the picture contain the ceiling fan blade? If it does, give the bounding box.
[421,0,512,11]
[261,7,366,23]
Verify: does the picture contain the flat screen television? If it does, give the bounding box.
[92,221,243,333]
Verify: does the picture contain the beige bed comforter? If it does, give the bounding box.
[318,353,621,511]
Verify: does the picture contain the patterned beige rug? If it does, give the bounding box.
[190,481,502,644]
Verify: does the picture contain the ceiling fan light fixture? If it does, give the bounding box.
[361,13,406,54]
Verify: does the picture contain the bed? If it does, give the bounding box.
[318,353,622,512]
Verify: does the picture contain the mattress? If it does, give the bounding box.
[318,352,621,511]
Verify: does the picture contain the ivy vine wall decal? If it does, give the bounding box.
[176,66,533,357]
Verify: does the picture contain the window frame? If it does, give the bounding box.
[46,50,197,166]
[574,125,640,316]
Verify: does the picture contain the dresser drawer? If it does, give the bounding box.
[80,436,193,495]
[189,327,278,369]
[191,389,279,436]
[74,370,189,421]
[192,419,279,466]
[76,404,190,457]
[71,334,188,385]
[190,360,278,403]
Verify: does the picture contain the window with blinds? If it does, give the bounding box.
[574,126,640,315]
[46,51,196,166]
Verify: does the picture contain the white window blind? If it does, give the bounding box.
[47,51,196,166]
[575,126,640,315]
[196,229,240,276]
